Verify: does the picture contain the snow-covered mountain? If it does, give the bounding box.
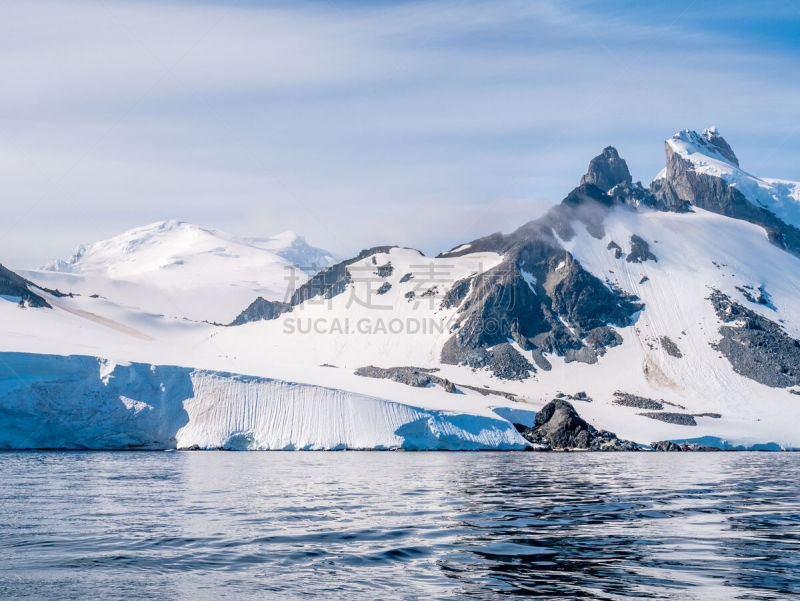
[2,127,799,451]
[651,127,800,253]
[20,221,336,323]
[653,128,800,230]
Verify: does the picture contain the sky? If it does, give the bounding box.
[2,0,800,267]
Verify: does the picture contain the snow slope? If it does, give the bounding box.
[665,128,800,228]
[21,221,335,323]
[551,205,800,448]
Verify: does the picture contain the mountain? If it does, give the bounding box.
[224,127,800,448]
[1,128,799,451]
[20,221,336,323]
[650,127,800,253]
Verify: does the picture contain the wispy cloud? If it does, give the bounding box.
[1,0,798,266]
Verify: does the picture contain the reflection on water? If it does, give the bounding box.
[1,452,798,600]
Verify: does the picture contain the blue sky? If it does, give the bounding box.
[2,0,799,266]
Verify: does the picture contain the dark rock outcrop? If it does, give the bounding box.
[444,343,535,380]
[626,235,657,263]
[737,285,773,309]
[580,146,632,192]
[354,366,457,394]
[440,277,472,309]
[522,400,640,451]
[607,241,624,259]
[554,391,592,402]
[375,262,393,278]
[229,297,290,325]
[660,335,683,358]
[291,246,398,306]
[701,126,739,166]
[613,392,663,410]
[709,290,800,388]
[439,158,644,375]
[231,246,399,325]
[639,412,697,426]
[651,440,718,452]
[0,264,51,308]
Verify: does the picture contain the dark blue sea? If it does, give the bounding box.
[1,452,798,600]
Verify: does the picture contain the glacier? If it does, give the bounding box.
[0,352,528,450]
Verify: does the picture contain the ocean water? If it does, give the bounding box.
[1,452,798,600]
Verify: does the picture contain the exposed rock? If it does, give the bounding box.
[485,343,534,380]
[375,262,393,278]
[456,383,519,401]
[291,246,397,306]
[404,291,415,301]
[651,134,800,255]
[522,400,640,451]
[613,392,663,410]
[354,365,459,394]
[701,126,739,166]
[639,276,649,284]
[607,241,624,259]
[608,181,661,210]
[651,440,718,452]
[0,264,51,308]
[231,246,398,325]
[449,343,535,380]
[376,282,391,295]
[709,290,800,387]
[439,179,642,375]
[440,277,472,309]
[626,235,657,263]
[229,297,290,326]
[737,285,774,309]
[554,391,592,403]
[399,272,413,283]
[639,412,697,426]
[650,440,681,452]
[660,335,683,358]
[580,146,632,192]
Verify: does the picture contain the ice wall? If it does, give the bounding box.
[0,352,527,450]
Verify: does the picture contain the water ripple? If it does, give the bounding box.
[1,451,799,600]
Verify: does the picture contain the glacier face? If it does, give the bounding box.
[0,352,527,451]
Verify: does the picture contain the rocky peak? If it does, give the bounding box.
[650,128,800,254]
[580,146,632,192]
[701,126,739,166]
[668,128,739,168]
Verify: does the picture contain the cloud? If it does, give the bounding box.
[1,0,798,266]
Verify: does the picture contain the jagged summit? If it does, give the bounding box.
[668,128,740,168]
[651,127,800,254]
[701,126,739,166]
[580,146,632,192]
